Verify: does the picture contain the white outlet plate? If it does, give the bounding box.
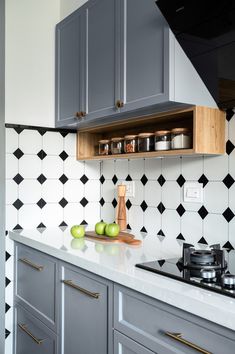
[183,182,204,203]
[121,181,135,197]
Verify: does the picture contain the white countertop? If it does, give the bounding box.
[9,226,235,331]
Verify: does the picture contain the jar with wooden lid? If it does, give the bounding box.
[138,133,154,152]
[155,130,171,151]
[171,128,191,149]
[98,139,110,155]
[110,137,124,154]
[124,135,137,153]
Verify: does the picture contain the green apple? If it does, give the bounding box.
[95,243,105,253]
[70,225,85,239]
[95,221,107,235]
[105,223,120,237]
[71,238,86,250]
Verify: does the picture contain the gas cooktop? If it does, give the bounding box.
[136,243,235,298]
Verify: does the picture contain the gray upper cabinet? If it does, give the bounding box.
[119,0,169,113]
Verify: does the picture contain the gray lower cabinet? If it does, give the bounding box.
[114,331,154,354]
[59,262,113,354]
[15,305,58,354]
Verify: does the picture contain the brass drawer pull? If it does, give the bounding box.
[116,100,124,109]
[75,112,82,119]
[165,332,212,354]
[80,111,87,117]
[19,258,44,271]
[63,280,100,299]
[18,323,44,345]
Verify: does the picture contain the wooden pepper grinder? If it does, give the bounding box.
[116,185,127,231]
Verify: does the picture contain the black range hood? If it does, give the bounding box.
[156,0,235,109]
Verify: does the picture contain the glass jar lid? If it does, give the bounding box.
[99,139,110,144]
[124,135,137,139]
[111,137,124,142]
[171,128,190,134]
[138,133,154,138]
[154,130,171,136]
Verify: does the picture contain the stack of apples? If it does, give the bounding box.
[70,222,120,239]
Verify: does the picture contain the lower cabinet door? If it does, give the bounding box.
[15,305,57,354]
[114,331,155,354]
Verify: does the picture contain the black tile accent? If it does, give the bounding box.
[176,204,186,217]
[59,198,69,208]
[140,200,148,212]
[223,174,235,189]
[158,260,166,267]
[157,174,166,186]
[5,277,11,287]
[140,226,147,233]
[80,220,88,225]
[60,131,69,137]
[13,126,24,134]
[5,231,8,236]
[37,174,47,184]
[176,233,185,240]
[198,236,208,245]
[126,199,132,210]
[37,223,46,229]
[59,151,69,161]
[13,148,24,159]
[99,198,105,206]
[112,198,118,208]
[13,199,23,210]
[37,198,47,209]
[157,202,165,214]
[5,252,11,261]
[226,140,235,155]
[198,206,209,219]
[100,175,105,184]
[226,108,234,121]
[59,221,68,227]
[80,174,89,184]
[223,208,235,222]
[38,129,46,136]
[140,174,148,186]
[126,174,132,181]
[198,174,209,187]
[157,229,165,236]
[112,175,118,185]
[177,175,186,187]
[13,224,23,230]
[37,149,47,160]
[80,197,88,207]
[223,241,234,251]
[5,303,10,313]
[126,223,132,230]
[13,173,24,185]
[5,329,10,339]
[59,174,68,184]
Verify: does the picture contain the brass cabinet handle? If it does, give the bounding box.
[63,280,100,299]
[116,100,124,109]
[75,112,82,119]
[18,323,44,345]
[19,258,44,271]
[165,332,212,354]
[80,111,87,117]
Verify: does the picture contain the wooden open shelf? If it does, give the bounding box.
[76,106,225,160]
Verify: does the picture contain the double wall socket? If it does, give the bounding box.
[120,181,135,197]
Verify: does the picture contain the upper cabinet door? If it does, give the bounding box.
[119,0,170,113]
[55,10,85,127]
[83,0,119,122]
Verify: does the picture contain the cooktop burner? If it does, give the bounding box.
[136,243,235,298]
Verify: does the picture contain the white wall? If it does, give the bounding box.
[5,0,60,127]
[60,0,86,19]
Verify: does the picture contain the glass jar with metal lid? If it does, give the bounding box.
[110,137,124,154]
[98,139,110,156]
[138,133,154,152]
[155,130,171,151]
[171,128,191,149]
[124,135,137,153]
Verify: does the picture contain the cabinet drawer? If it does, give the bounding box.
[15,244,57,330]
[114,285,235,354]
[114,331,154,354]
[15,305,57,354]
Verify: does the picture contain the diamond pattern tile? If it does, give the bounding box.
[226,108,234,121]
[37,174,47,184]
[140,174,148,186]
[223,241,234,251]
[223,174,235,189]
[5,329,10,339]
[5,277,11,287]
[80,220,88,225]
[157,174,166,186]
[140,200,148,212]
[127,223,132,230]
[80,174,89,184]
[80,197,88,207]
[37,222,46,229]
[112,175,118,185]
[14,127,24,134]
[100,175,105,184]
[176,204,186,217]
[13,148,24,159]
[5,303,10,313]
[198,174,209,187]
[126,174,132,181]
[59,151,69,161]
[37,149,47,160]
[198,236,208,245]
[13,173,24,185]
[223,208,235,222]
[157,202,165,214]
[126,199,132,210]
[13,199,23,210]
[226,140,235,155]
[198,206,209,219]
[157,229,165,236]
[37,198,46,209]
[99,198,105,206]
[176,174,186,187]
[140,226,147,233]
[59,198,68,208]
[59,174,68,184]
[59,221,68,227]
[176,233,185,240]
[13,224,23,230]
[60,131,69,138]
[5,252,11,261]
[112,198,117,208]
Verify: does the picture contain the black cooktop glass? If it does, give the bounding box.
[136,250,235,299]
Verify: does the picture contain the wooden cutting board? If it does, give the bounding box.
[85,231,141,246]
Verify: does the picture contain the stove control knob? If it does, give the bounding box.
[200,269,216,280]
[221,274,235,289]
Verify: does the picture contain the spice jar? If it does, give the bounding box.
[171,128,191,149]
[124,135,137,153]
[155,130,171,151]
[110,137,124,154]
[138,133,154,152]
[98,139,110,155]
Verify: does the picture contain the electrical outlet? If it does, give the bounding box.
[121,181,135,197]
